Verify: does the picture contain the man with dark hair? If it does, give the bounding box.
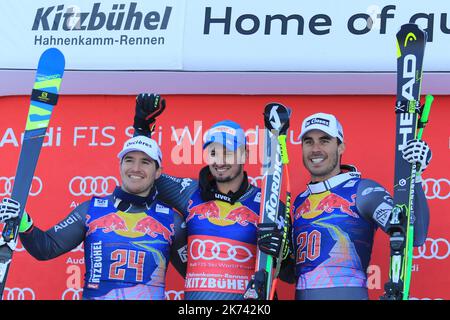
[290,112,431,300]
[133,94,293,300]
[0,135,187,300]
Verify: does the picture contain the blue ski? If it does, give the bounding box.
[0,48,65,299]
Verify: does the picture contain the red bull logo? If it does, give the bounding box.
[186,200,221,222]
[316,194,357,218]
[224,207,259,226]
[133,216,175,243]
[86,213,128,235]
[295,193,358,219]
[187,200,259,227]
[294,199,311,220]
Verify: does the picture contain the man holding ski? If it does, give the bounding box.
[0,134,187,300]
[285,112,431,300]
[257,23,433,301]
[133,94,294,300]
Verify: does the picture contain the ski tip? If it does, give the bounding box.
[396,23,427,52]
[400,23,420,30]
[40,48,65,62]
[397,23,427,38]
[37,48,66,76]
[264,102,292,115]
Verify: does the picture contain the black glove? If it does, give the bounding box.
[133,93,166,136]
[243,269,267,300]
[257,222,289,260]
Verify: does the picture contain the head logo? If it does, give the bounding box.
[401,54,417,102]
[403,32,417,47]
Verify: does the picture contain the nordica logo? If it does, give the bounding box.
[264,144,282,222]
[32,3,172,31]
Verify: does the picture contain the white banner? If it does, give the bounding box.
[0,0,185,70]
[0,0,449,72]
[183,0,450,72]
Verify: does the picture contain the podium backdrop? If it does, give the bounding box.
[0,94,448,300]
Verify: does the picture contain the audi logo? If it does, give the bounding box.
[422,178,450,200]
[69,176,119,197]
[248,176,264,187]
[413,238,450,260]
[3,287,36,300]
[409,297,444,300]
[190,239,253,263]
[61,288,83,300]
[165,290,184,300]
[0,176,43,197]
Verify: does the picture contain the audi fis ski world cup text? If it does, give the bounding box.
[2,123,304,165]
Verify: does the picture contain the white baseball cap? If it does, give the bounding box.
[117,136,162,166]
[300,112,344,142]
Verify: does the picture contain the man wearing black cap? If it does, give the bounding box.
[0,135,186,300]
[290,112,431,300]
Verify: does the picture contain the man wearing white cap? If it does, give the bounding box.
[0,135,186,300]
[290,112,431,300]
[132,94,293,300]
